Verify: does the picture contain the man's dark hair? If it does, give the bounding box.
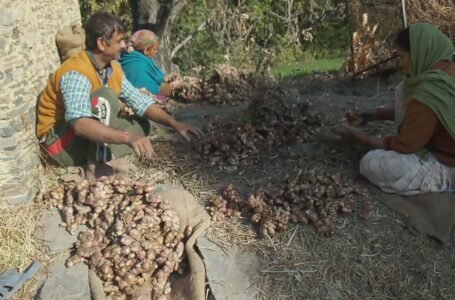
[394,27,410,53]
[85,12,125,51]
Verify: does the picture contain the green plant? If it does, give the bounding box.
[77,0,350,74]
[79,0,132,31]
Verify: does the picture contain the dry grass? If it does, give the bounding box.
[3,77,454,299]
[150,77,455,299]
[0,203,47,299]
[344,0,402,77]
[206,202,455,299]
[345,0,455,78]
[201,176,453,300]
[197,172,455,298]
[0,164,74,299]
[408,0,455,43]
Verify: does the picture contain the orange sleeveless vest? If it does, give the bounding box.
[36,50,124,138]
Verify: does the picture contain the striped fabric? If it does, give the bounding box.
[60,71,156,122]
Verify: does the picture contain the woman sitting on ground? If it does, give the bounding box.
[333,23,455,195]
[119,30,182,102]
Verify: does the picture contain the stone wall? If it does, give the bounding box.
[0,0,81,204]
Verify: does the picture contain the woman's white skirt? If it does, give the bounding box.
[360,150,455,195]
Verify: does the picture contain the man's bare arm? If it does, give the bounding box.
[143,104,202,141]
[71,118,153,158]
[71,118,128,144]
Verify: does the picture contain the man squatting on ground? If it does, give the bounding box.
[36,13,201,176]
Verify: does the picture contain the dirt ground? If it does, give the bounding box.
[147,74,455,300]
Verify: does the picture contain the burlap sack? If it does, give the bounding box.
[153,185,211,300]
[90,185,211,300]
[55,23,86,62]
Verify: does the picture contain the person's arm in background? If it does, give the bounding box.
[332,100,437,151]
[159,80,182,97]
[120,77,202,141]
[159,82,173,97]
[358,105,395,123]
[382,100,437,152]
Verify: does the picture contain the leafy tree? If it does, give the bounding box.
[79,0,132,31]
[171,0,349,72]
[78,0,350,74]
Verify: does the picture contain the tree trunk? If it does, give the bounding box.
[129,0,187,73]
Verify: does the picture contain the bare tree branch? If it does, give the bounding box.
[171,19,210,58]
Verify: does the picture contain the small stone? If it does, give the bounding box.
[4,70,13,81]
[0,121,15,138]
[0,136,16,149]
[3,188,34,205]
[38,257,90,300]
[12,26,21,39]
[0,37,6,51]
[0,12,12,26]
[14,95,24,106]
[8,7,26,23]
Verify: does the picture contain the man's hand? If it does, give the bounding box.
[172,121,203,142]
[144,104,203,142]
[72,119,154,158]
[331,125,369,145]
[127,132,153,159]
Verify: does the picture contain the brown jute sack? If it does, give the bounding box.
[89,184,211,300]
[154,185,210,300]
[55,23,86,62]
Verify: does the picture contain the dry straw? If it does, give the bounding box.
[407,0,455,43]
[0,203,47,299]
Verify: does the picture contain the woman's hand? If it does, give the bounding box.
[172,121,203,142]
[331,125,369,145]
[346,106,395,124]
[170,79,183,90]
[357,109,377,124]
[344,109,375,126]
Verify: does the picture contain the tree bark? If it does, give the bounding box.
[129,0,188,73]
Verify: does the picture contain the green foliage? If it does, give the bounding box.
[309,18,350,59]
[79,0,132,31]
[77,0,350,74]
[172,0,349,73]
[272,57,345,79]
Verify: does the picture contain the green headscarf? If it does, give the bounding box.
[403,23,455,138]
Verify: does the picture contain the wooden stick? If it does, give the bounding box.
[352,54,399,78]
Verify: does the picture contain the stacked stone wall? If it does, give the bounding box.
[0,0,81,204]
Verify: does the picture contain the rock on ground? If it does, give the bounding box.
[38,258,90,300]
[36,208,87,255]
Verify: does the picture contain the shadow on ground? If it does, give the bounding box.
[144,75,455,299]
